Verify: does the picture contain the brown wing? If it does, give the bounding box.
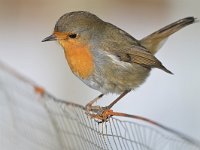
[101,23,173,74]
[116,45,173,74]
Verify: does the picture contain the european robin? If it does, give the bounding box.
[42,11,196,117]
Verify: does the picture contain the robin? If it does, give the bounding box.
[42,11,196,118]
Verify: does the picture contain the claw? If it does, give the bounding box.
[85,93,122,123]
[86,105,114,123]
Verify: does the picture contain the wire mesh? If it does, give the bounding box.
[0,61,200,150]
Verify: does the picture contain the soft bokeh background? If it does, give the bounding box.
[0,0,199,139]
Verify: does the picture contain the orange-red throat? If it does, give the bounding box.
[54,32,94,79]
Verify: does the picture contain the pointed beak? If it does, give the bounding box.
[42,34,57,42]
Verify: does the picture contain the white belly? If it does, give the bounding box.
[80,52,150,94]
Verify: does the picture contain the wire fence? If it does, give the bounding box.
[0,61,200,150]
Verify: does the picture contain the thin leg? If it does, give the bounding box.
[85,94,104,112]
[106,90,130,109]
[86,90,130,122]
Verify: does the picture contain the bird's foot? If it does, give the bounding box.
[85,92,130,123]
[85,104,113,123]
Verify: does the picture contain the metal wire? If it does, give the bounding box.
[0,61,200,150]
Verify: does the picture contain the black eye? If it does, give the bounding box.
[69,33,77,39]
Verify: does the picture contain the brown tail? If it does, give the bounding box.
[140,17,197,54]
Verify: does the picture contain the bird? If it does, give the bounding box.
[42,11,196,118]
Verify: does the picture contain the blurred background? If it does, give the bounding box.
[0,0,199,139]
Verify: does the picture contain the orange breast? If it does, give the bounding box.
[59,39,94,79]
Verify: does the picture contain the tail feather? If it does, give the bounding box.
[140,17,197,54]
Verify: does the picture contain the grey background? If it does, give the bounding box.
[0,0,199,139]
